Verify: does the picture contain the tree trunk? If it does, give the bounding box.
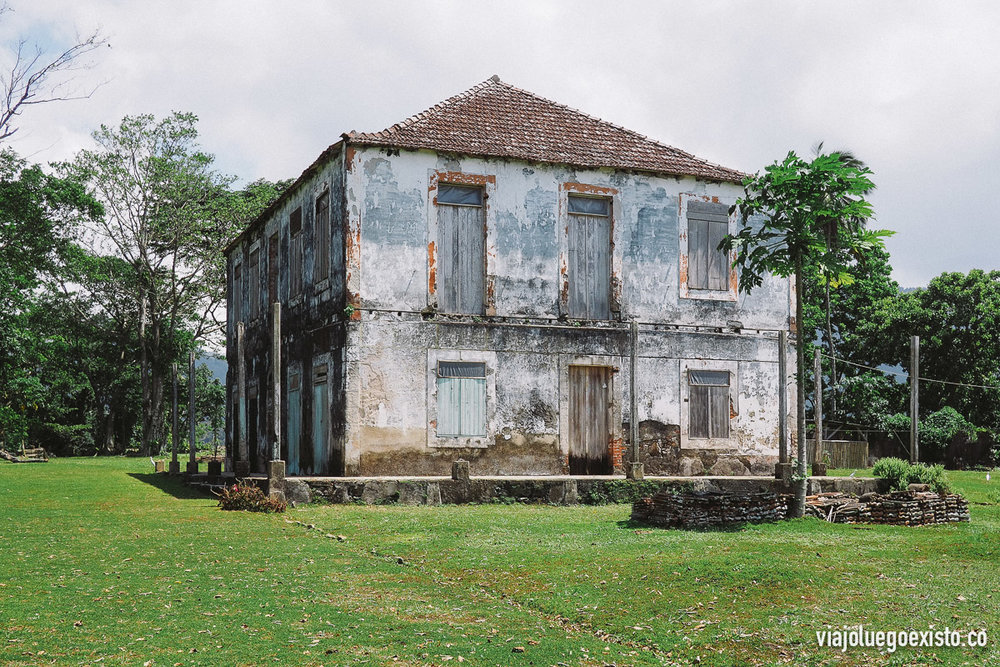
[794,259,808,517]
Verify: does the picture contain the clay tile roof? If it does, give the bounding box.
[346,76,745,183]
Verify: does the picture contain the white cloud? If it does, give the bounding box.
[4,0,1000,285]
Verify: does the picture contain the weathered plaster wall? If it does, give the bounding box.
[347,146,789,328]
[339,146,794,476]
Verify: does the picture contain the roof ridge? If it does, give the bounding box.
[498,80,700,161]
[362,76,505,139]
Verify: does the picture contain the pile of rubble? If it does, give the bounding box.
[632,490,788,528]
[806,491,970,526]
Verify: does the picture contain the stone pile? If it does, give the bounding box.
[631,490,788,528]
[805,491,969,526]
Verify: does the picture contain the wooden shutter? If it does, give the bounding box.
[437,361,486,437]
[567,196,611,319]
[287,372,301,475]
[290,207,303,298]
[687,201,730,290]
[689,370,730,439]
[248,248,260,319]
[268,234,278,305]
[437,186,484,314]
[312,364,328,473]
[232,262,242,323]
[313,192,330,283]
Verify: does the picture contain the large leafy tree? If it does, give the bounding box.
[61,112,240,455]
[0,151,102,449]
[60,115,286,455]
[802,245,904,435]
[725,149,891,516]
[863,270,1000,433]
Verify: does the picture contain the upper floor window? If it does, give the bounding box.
[248,246,260,320]
[231,261,242,323]
[567,194,611,319]
[289,207,303,298]
[687,200,730,291]
[313,191,330,284]
[436,184,485,314]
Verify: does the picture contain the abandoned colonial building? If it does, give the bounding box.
[224,76,794,477]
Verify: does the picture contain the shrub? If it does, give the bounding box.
[920,407,977,462]
[217,482,286,513]
[872,457,950,494]
[872,457,910,490]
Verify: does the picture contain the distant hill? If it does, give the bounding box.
[198,354,227,384]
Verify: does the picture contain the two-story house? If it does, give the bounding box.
[224,77,794,478]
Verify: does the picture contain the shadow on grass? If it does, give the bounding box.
[616,518,754,533]
[127,472,211,500]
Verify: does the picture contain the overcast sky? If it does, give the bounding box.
[3,0,998,287]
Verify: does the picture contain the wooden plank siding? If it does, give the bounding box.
[568,365,611,474]
[437,200,485,314]
[806,440,869,469]
[567,196,611,319]
[687,200,729,291]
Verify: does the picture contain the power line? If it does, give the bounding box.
[818,352,1000,391]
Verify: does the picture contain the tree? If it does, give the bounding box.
[803,245,903,435]
[0,24,106,143]
[725,149,891,516]
[0,151,101,449]
[864,270,1000,433]
[60,116,286,455]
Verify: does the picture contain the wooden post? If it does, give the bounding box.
[778,330,788,465]
[627,319,643,479]
[169,363,179,474]
[910,335,920,463]
[813,348,823,470]
[187,351,198,473]
[235,322,250,477]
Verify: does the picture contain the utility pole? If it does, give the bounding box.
[169,363,179,474]
[910,335,920,463]
[813,348,823,470]
[187,351,198,474]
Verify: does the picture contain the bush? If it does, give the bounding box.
[217,482,286,513]
[920,407,977,462]
[872,457,950,494]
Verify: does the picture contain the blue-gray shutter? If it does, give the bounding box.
[312,367,328,472]
[287,373,301,475]
[567,196,611,319]
[438,195,485,314]
[437,361,486,437]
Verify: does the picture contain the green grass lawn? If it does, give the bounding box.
[1,459,998,666]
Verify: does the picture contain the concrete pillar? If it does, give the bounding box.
[267,460,286,502]
[626,462,645,480]
[169,363,180,475]
[154,460,165,473]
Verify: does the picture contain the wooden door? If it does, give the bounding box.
[568,365,611,474]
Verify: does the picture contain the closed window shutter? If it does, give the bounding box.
[687,201,730,290]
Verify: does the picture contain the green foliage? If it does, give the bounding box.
[861,270,1000,433]
[873,457,950,494]
[217,482,286,513]
[921,407,977,461]
[726,150,889,294]
[34,422,95,456]
[580,480,672,505]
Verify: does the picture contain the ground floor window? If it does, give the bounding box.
[436,361,487,437]
[688,370,730,439]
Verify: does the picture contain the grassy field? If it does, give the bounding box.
[1,459,998,666]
